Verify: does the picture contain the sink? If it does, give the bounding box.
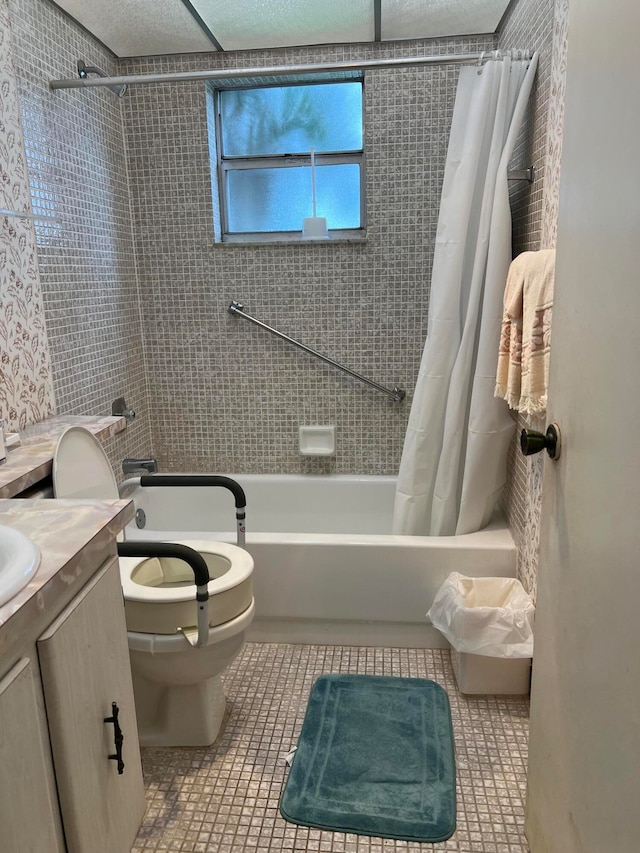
[0,525,41,608]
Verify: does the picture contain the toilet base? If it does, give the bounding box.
[131,670,227,747]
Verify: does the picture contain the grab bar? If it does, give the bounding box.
[228,301,406,403]
[119,473,247,547]
[0,208,59,222]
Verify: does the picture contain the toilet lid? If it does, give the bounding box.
[53,426,119,500]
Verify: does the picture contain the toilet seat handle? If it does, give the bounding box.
[117,541,211,647]
[138,475,247,548]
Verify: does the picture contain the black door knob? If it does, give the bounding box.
[520,423,561,460]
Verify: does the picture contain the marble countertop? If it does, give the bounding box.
[0,415,126,499]
[0,498,134,659]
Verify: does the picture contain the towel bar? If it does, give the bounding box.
[507,166,535,183]
[0,208,58,221]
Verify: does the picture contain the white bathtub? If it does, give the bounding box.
[124,475,516,648]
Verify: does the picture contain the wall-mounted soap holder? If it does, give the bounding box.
[299,425,335,457]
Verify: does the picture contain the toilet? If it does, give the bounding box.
[52,426,255,747]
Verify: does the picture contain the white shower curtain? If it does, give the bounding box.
[393,53,539,537]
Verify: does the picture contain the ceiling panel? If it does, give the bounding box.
[381,0,509,41]
[191,0,374,51]
[53,0,511,59]
[55,0,217,57]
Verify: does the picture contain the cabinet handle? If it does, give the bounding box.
[104,701,125,774]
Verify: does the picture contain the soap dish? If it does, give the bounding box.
[299,425,335,457]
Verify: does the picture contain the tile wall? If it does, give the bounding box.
[6,0,153,469]
[120,36,496,474]
[498,0,569,599]
[3,0,567,591]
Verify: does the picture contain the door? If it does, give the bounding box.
[525,2,640,851]
[38,557,146,853]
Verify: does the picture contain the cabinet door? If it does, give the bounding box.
[0,657,65,853]
[38,557,146,853]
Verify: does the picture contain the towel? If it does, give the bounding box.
[495,249,555,416]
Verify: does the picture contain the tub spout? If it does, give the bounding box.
[122,457,158,475]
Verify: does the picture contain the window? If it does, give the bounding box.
[211,79,364,242]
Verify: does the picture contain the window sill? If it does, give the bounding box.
[215,230,368,247]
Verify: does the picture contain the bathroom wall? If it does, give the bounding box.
[0,0,55,432]
[120,36,496,474]
[6,0,153,467]
[498,0,570,599]
[3,0,566,563]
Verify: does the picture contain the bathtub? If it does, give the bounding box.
[124,474,516,648]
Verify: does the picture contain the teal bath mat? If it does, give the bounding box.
[280,674,456,842]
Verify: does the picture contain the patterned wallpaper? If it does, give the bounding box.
[0,0,55,431]
[498,0,569,600]
[541,0,569,251]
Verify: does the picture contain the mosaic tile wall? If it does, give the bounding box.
[120,36,497,474]
[498,0,569,600]
[0,0,55,432]
[4,0,566,565]
[6,0,153,471]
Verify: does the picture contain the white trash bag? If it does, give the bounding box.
[427,572,534,659]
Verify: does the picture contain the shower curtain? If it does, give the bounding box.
[393,53,539,537]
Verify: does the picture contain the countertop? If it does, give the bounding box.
[0,415,126,499]
[0,498,134,659]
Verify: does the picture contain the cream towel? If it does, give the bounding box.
[495,249,555,416]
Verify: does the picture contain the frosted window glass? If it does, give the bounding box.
[227,165,360,233]
[193,0,373,51]
[381,0,510,40]
[221,83,362,156]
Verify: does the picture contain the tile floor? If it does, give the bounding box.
[132,644,530,852]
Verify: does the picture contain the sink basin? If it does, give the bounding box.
[0,525,41,608]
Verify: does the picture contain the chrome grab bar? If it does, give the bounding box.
[0,208,59,221]
[228,301,406,403]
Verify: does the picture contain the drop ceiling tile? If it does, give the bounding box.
[55,0,217,57]
[191,0,374,51]
[381,0,510,40]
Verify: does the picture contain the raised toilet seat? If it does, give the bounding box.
[52,426,255,747]
[120,540,253,635]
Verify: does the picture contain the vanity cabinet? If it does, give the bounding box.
[0,657,65,851]
[0,553,145,853]
[38,556,146,852]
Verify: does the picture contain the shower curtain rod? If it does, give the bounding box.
[48,49,532,92]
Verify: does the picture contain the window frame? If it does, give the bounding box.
[213,78,366,243]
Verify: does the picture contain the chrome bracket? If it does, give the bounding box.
[112,397,136,422]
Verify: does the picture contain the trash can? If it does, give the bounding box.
[427,573,534,695]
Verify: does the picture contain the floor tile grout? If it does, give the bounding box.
[133,643,530,852]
